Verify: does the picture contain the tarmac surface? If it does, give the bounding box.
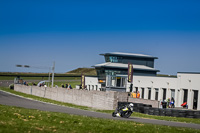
[0,90,200,130]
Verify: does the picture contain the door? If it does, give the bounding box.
[155,88,159,100]
[141,88,144,99]
[116,77,121,87]
[183,89,188,103]
[193,90,198,110]
[148,88,151,100]
[163,88,166,101]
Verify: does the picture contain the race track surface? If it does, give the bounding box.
[0,90,200,129]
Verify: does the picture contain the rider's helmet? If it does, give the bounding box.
[129,103,134,107]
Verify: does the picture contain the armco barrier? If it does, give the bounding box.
[117,102,200,119]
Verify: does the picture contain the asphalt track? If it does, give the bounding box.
[0,90,200,130]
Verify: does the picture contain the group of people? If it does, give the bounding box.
[23,81,28,86]
[61,83,72,89]
[131,91,140,98]
[161,97,175,108]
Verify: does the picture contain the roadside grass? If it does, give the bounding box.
[132,112,200,124]
[0,104,200,133]
[1,87,200,125]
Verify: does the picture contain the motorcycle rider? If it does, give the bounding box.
[116,103,134,117]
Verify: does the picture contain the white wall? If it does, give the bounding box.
[131,74,200,110]
[177,73,200,110]
[85,76,101,91]
[132,76,178,105]
[85,73,200,110]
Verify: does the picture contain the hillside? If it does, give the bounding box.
[66,68,97,76]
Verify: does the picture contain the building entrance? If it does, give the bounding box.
[141,88,144,99]
[163,88,166,101]
[155,88,159,100]
[193,90,198,110]
[183,89,188,103]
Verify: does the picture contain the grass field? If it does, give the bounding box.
[1,104,200,133]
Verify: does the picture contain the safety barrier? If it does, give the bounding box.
[118,102,200,118]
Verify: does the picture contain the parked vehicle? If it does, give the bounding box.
[112,103,134,118]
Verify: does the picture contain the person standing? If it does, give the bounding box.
[171,97,175,108]
[65,83,68,88]
[136,91,140,98]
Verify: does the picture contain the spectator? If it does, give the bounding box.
[162,100,167,109]
[67,83,72,89]
[65,83,68,88]
[136,91,140,98]
[170,97,175,108]
[61,84,64,88]
[181,102,187,108]
[167,98,171,108]
[32,82,36,86]
[131,91,137,98]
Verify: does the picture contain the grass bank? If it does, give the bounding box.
[0,104,199,133]
[1,87,200,125]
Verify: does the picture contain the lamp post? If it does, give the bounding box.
[51,61,55,88]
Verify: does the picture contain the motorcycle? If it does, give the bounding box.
[112,103,134,118]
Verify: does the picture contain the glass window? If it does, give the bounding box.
[148,88,151,100]
[141,88,144,99]
[155,88,159,100]
[163,88,166,101]
[105,56,110,62]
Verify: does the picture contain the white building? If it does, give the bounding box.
[85,52,200,110]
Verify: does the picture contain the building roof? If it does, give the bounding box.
[177,72,200,74]
[100,52,158,59]
[93,62,160,72]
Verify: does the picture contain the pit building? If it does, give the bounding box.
[85,52,200,110]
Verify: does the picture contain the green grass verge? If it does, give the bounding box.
[132,112,200,124]
[1,87,200,125]
[0,104,200,133]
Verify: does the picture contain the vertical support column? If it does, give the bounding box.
[197,90,200,110]
[158,88,163,101]
[175,89,179,107]
[138,87,142,98]
[166,88,170,100]
[133,87,136,92]
[151,88,155,100]
[144,87,148,99]
[52,61,55,88]
[187,89,193,109]
[179,89,184,107]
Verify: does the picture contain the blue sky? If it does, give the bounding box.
[0,0,200,75]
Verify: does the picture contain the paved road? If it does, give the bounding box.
[0,90,200,130]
